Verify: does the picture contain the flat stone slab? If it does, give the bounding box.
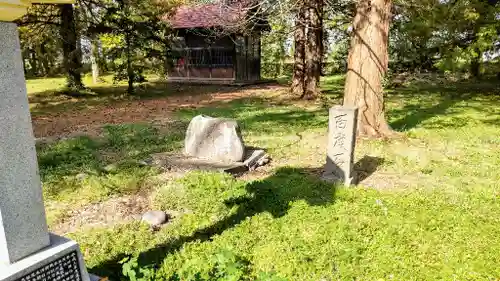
[243,149,269,171]
[151,153,248,175]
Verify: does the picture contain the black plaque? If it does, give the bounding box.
[15,251,82,281]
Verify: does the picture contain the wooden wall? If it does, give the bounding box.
[169,31,262,83]
[235,31,261,82]
[170,33,235,80]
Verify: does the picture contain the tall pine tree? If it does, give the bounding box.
[95,0,174,94]
[60,4,84,89]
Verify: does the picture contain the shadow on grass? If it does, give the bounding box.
[176,98,328,135]
[90,167,337,279]
[354,156,385,185]
[29,80,284,117]
[37,136,102,181]
[319,75,500,131]
[37,123,185,199]
[388,81,500,131]
[321,76,346,102]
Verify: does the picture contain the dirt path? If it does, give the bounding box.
[37,84,286,233]
[50,193,151,235]
[32,85,285,139]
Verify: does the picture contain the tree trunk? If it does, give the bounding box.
[343,0,394,138]
[22,53,28,75]
[98,39,108,73]
[126,33,134,95]
[470,47,481,78]
[303,0,323,100]
[39,44,50,76]
[29,48,38,77]
[90,37,100,84]
[470,58,480,78]
[47,47,55,75]
[60,4,83,89]
[291,4,306,97]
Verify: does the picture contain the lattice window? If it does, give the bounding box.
[186,47,233,67]
[171,49,187,67]
[211,47,233,67]
[188,48,210,66]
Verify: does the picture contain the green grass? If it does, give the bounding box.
[27,75,160,116]
[26,74,243,117]
[32,75,500,280]
[74,170,500,280]
[39,123,184,225]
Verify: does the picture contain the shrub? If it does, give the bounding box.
[120,250,286,281]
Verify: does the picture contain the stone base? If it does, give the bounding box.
[0,234,90,281]
[321,173,354,187]
[152,153,248,175]
[152,148,270,176]
[243,149,269,171]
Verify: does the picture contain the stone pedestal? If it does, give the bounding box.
[322,106,358,186]
[0,22,91,281]
[0,21,50,266]
[0,235,90,281]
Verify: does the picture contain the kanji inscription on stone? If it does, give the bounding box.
[323,106,358,186]
[14,251,82,281]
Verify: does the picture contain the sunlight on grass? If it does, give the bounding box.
[26,74,167,116]
[26,77,67,95]
[26,75,130,96]
[38,123,183,225]
[73,170,500,280]
[34,75,500,280]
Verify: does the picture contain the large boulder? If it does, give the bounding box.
[185,115,245,163]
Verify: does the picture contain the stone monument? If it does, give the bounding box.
[151,115,270,175]
[1,3,94,281]
[322,106,358,186]
[185,115,246,163]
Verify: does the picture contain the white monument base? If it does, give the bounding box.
[0,234,91,281]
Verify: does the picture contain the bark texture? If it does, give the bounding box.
[126,33,134,95]
[60,4,83,89]
[291,0,323,100]
[291,5,306,97]
[303,0,323,100]
[343,0,394,137]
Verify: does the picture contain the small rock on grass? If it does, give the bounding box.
[75,173,88,181]
[142,210,168,228]
[104,163,118,173]
[136,160,149,167]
